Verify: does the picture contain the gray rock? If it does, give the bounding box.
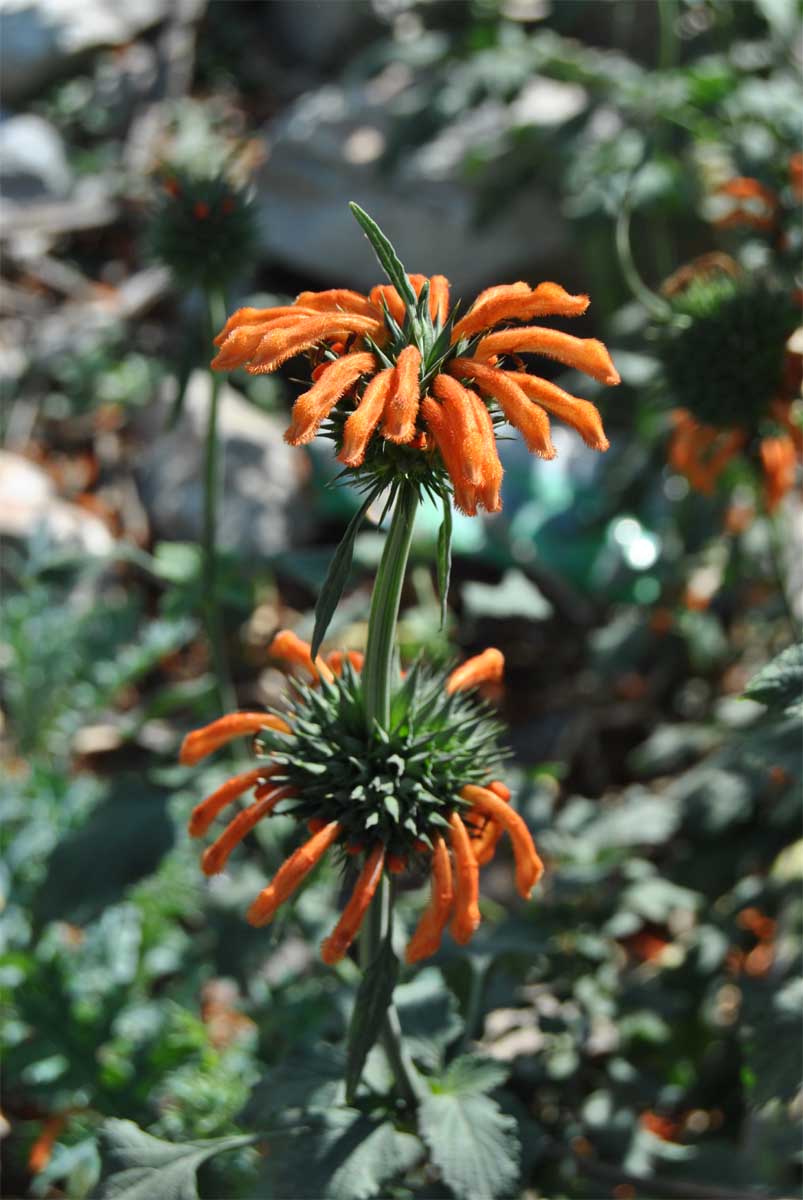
[0,449,114,555]
[256,77,570,294]
[136,371,309,558]
[0,0,174,105]
[0,113,72,202]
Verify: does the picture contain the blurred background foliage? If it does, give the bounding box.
[0,0,801,1197]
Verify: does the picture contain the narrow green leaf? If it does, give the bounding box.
[311,490,378,659]
[349,202,417,311]
[436,495,453,628]
[98,1120,256,1200]
[345,934,399,1103]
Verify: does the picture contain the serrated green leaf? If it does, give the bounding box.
[438,1055,511,1096]
[346,934,399,1103]
[418,1088,520,1200]
[436,495,453,628]
[349,203,417,311]
[264,1110,420,1200]
[98,1119,255,1200]
[744,643,803,713]
[311,490,378,659]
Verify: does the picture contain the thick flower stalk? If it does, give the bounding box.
[180,632,543,966]
[209,204,619,516]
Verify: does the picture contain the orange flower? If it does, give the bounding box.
[711,176,779,232]
[180,633,542,964]
[210,212,618,515]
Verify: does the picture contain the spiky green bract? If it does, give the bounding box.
[659,275,797,429]
[147,168,259,290]
[254,661,506,862]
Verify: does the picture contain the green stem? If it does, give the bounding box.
[359,479,421,1108]
[768,510,802,642]
[362,481,419,729]
[203,289,236,715]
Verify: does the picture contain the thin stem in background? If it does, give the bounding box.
[359,479,422,1107]
[768,509,802,643]
[203,288,237,716]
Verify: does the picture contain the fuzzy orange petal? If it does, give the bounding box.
[446,647,505,694]
[211,314,312,369]
[213,305,314,348]
[247,821,342,926]
[369,284,406,325]
[326,649,365,675]
[285,351,377,445]
[760,434,797,511]
[202,785,295,875]
[269,629,334,683]
[448,359,555,459]
[432,374,486,485]
[180,712,290,765]
[405,834,454,963]
[462,386,504,511]
[448,812,481,944]
[460,784,543,899]
[474,327,620,386]
[189,766,273,837]
[420,395,478,515]
[295,289,380,318]
[320,844,385,964]
[248,314,384,375]
[338,367,395,466]
[383,345,422,443]
[505,372,609,450]
[452,282,588,342]
[428,275,451,324]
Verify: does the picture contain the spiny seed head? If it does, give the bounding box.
[147,167,259,290]
[254,660,506,861]
[659,274,797,430]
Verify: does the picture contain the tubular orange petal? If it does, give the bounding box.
[326,649,365,675]
[213,305,312,348]
[269,629,334,683]
[448,359,555,459]
[474,819,505,866]
[432,374,485,485]
[338,367,395,467]
[248,314,384,375]
[460,784,543,899]
[474,327,620,386]
[489,780,511,801]
[420,395,478,515]
[405,834,454,963]
[463,387,504,511]
[383,345,422,444]
[189,767,271,837]
[760,434,797,511]
[247,821,342,926]
[505,372,609,450]
[202,786,295,875]
[180,712,290,765]
[452,282,589,342]
[448,812,481,944]
[295,289,380,318]
[452,282,531,342]
[429,275,451,324]
[320,844,385,964]
[446,647,505,694]
[369,284,406,325]
[285,352,376,445]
